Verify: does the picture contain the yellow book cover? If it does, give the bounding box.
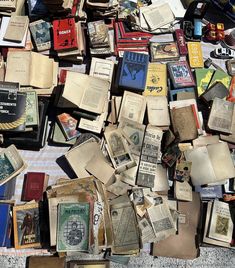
[143,63,167,96]
[188,42,204,68]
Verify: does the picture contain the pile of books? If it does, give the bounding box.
[0,0,235,267]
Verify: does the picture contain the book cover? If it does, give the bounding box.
[143,63,167,96]
[13,203,41,249]
[119,51,149,92]
[208,69,231,89]
[150,42,180,62]
[201,82,229,104]
[25,91,39,127]
[29,19,51,52]
[88,20,110,48]
[53,18,78,51]
[57,113,80,141]
[167,61,195,88]
[22,172,48,202]
[0,81,19,91]
[187,42,204,68]
[169,87,195,101]
[57,203,90,252]
[0,90,26,132]
[195,68,214,96]
[0,203,11,247]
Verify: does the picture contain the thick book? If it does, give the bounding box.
[118,51,149,92]
[143,63,167,96]
[22,172,49,202]
[167,61,195,89]
[0,90,26,132]
[53,18,78,51]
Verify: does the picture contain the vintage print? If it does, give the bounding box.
[57,113,80,140]
[133,188,144,205]
[57,203,90,252]
[30,20,51,51]
[215,215,229,236]
[174,161,192,182]
[150,42,179,62]
[13,203,40,249]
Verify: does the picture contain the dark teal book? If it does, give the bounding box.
[118,51,149,92]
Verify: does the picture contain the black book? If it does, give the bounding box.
[0,90,26,132]
[3,99,49,150]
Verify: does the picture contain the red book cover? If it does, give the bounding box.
[53,18,78,51]
[22,172,48,202]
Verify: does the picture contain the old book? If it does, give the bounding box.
[104,128,136,172]
[21,172,49,202]
[0,0,17,10]
[51,121,76,145]
[152,192,201,259]
[208,69,231,89]
[0,203,12,247]
[187,42,204,68]
[171,105,198,141]
[118,51,149,92]
[174,180,192,201]
[57,113,80,141]
[185,142,235,186]
[13,202,40,249]
[88,20,110,48]
[64,139,101,178]
[201,82,229,104]
[25,91,39,127]
[220,107,235,143]
[167,61,195,88]
[146,96,170,127]
[136,125,163,188]
[169,87,195,101]
[28,256,66,268]
[4,15,29,43]
[0,177,16,200]
[29,19,51,51]
[208,97,234,134]
[62,72,109,114]
[5,51,57,88]
[0,145,26,186]
[57,203,90,252]
[110,195,140,255]
[53,18,78,51]
[0,16,28,47]
[143,63,167,96]
[89,57,114,83]
[118,91,146,124]
[195,68,214,96]
[147,197,176,242]
[195,185,223,200]
[0,89,27,132]
[208,200,233,243]
[150,42,179,62]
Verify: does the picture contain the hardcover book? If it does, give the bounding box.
[53,18,78,51]
[22,172,49,202]
[167,61,195,89]
[57,113,80,141]
[29,19,51,52]
[25,91,39,127]
[118,51,149,92]
[195,68,214,96]
[150,42,179,62]
[88,20,110,48]
[57,203,90,252]
[201,82,229,104]
[13,202,41,249]
[0,203,12,247]
[143,63,167,96]
[0,90,26,132]
[28,256,66,268]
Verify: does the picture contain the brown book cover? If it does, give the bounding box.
[171,105,198,141]
[28,256,66,268]
[21,172,48,202]
[152,192,201,259]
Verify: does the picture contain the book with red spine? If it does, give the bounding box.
[53,18,78,51]
[21,172,49,202]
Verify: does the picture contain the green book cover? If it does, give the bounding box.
[57,203,90,252]
[195,68,214,96]
[208,70,231,89]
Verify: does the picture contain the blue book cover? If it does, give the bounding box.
[119,51,149,92]
[195,185,223,199]
[0,184,7,199]
[0,203,11,247]
[169,87,195,101]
